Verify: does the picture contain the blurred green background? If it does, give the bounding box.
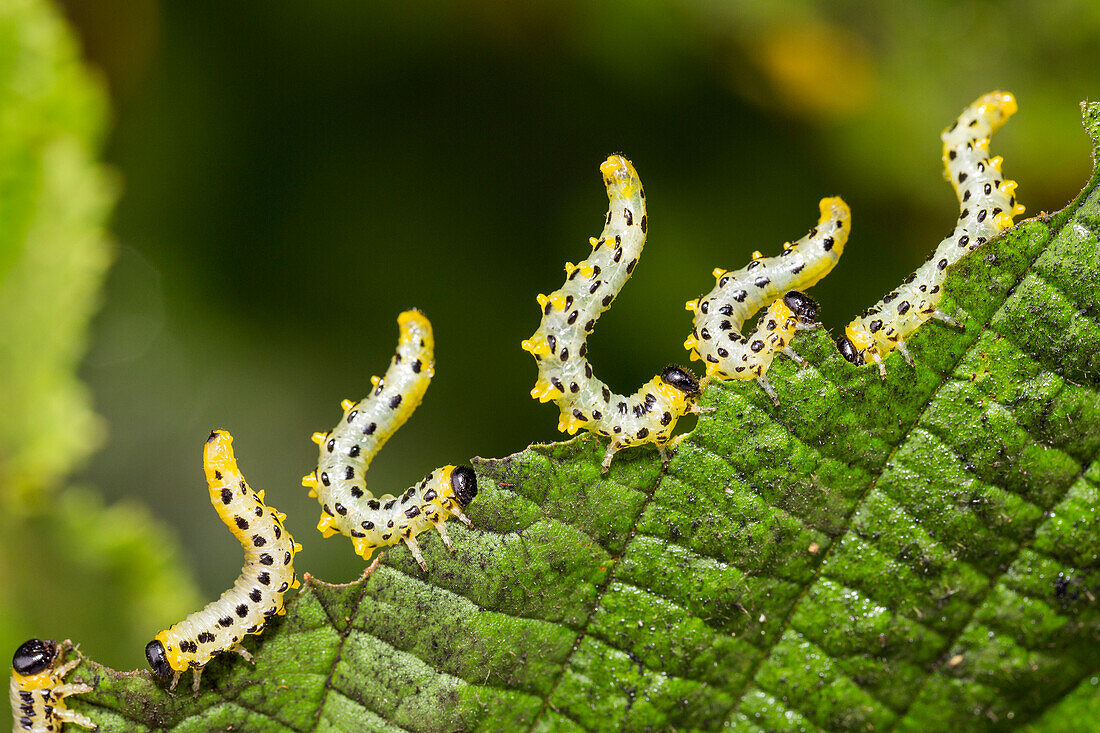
[2,0,1098,689]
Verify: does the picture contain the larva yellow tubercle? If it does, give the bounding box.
[521,155,710,473]
[10,639,95,732]
[145,431,301,692]
[302,310,477,571]
[839,90,1025,374]
[684,197,850,403]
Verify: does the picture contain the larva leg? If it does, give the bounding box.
[601,441,622,473]
[435,520,455,551]
[54,682,94,697]
[930,308,962,328]
[657,443,670,466]
[869,349,887,379]
[895,340,914,366]
[449,503,474,528]
[404,535,429,572]
[168,670,182,692]
[690,403,717,415]
[229,643,254,664]
[781,347,805,366]
[56,707,97,729]
[190,668,202,694]
[756,375,780,406]
[54,657,81,678]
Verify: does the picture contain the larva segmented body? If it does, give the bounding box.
[839,90,1025,374]
[10,639,95,732]
[145,431,301,692]
[521,155,709,472]
[684,197,851,403]
[302,310,478,571]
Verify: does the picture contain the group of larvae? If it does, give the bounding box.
[524,89,1023,470]
[11,91,1022,730]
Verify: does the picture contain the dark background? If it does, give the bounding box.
[58,1,1096,611]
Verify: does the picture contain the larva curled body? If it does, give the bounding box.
[839,90,1025,375]
[684,197,850,403]
[10,639,96,732]
[302,310,478,571]
[521,155,709,472]
[145,431,301,692]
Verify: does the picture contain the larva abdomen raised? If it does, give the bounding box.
[145,430,301,692]
[521,155,708,472]
[839,91,1025,375]
[303,310,478,570]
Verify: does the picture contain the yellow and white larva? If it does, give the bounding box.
[145,430,301,692]
[684,196,851,403]
[839,90,1026,374]
[10,639,95,732]
[302,309,478,571]
[521,155,710,472]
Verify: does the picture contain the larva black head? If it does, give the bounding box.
[660,366,701,396]
[451,465,478,507]
[783,291,819,324]
[12,638,57,676]
[837,336,861,365]
[145,640,171,678]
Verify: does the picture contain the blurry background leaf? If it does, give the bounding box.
[0,4,199,728]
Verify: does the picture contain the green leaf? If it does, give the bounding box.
[70,102,1100,731]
